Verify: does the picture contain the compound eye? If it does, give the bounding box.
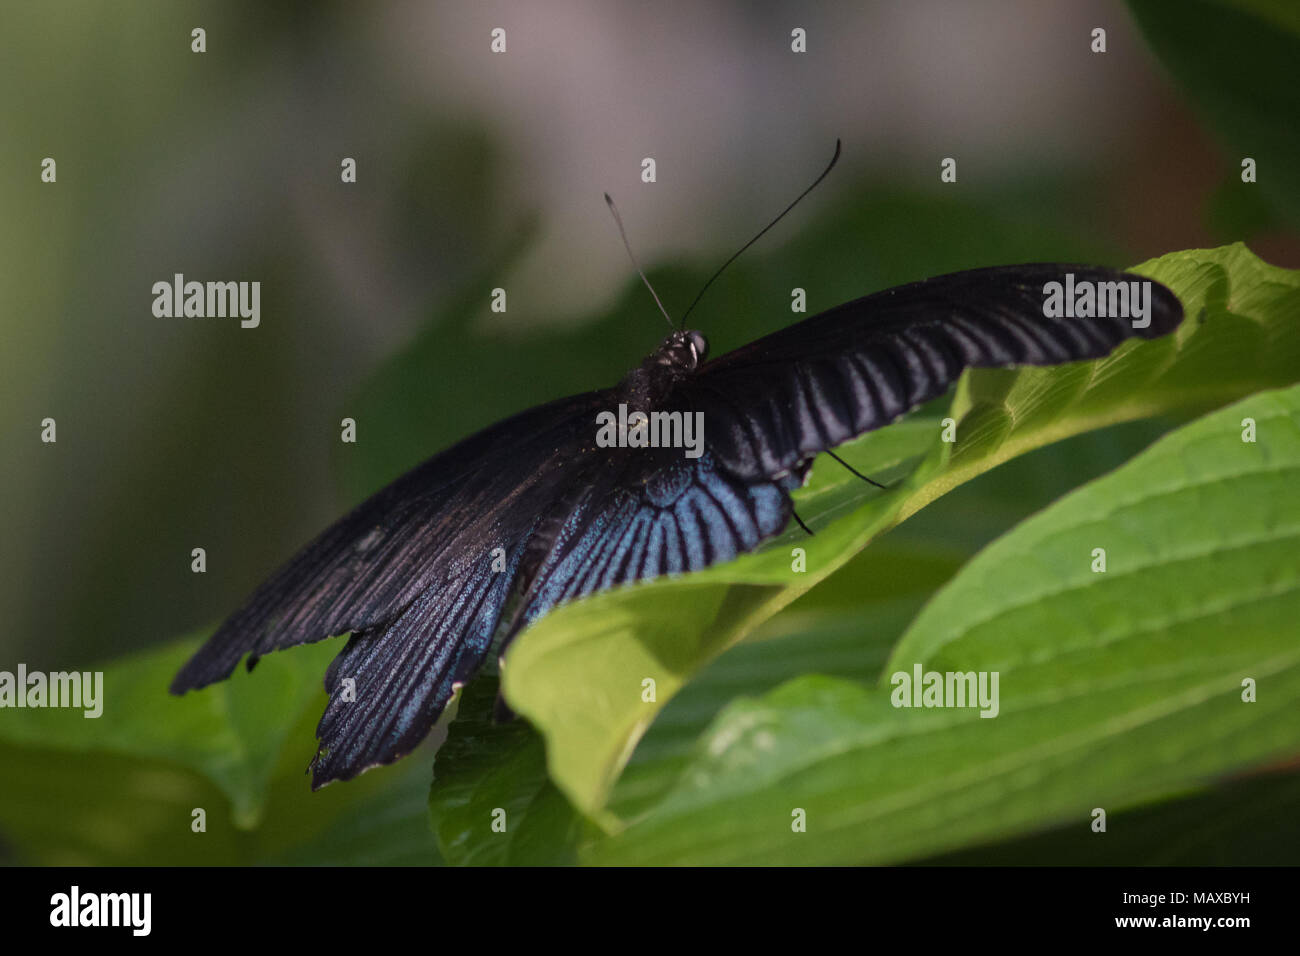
[687,330,708,363]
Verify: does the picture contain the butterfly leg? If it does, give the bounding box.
[826,449,887,489]
[791,508,814,536]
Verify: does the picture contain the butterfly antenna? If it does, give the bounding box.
[605,192,676,330]
[680,138,842,327]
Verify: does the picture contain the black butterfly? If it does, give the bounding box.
[171,257,1181,787]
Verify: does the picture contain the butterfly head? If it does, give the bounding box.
[654,329,709,371]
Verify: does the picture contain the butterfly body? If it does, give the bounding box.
[614,328,708,414]
[172,262,1182,786]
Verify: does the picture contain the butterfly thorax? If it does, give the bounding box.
[617,329,708,411]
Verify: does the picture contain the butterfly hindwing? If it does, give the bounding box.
[309,537,529,786]
[505,446,798,645]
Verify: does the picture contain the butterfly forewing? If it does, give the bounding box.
[170,390,607,695]
[685,264,1181,479]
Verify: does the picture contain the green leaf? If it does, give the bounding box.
[265,763,444,866]
[427,673,581,866]
[589,381,1300,864]
[0,634,339,828]
[923,766,1300,865]
[1129,0,1300,228]
[503,243,1300,818]
[0,634,441,865]
[606,416,1175,822]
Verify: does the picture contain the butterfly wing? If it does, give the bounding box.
[174,389,622,786]
[308,521,528,786]
[509,445,800,629]
[170,389,607,696]
[682,264,1183,480]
